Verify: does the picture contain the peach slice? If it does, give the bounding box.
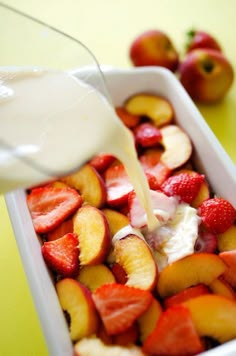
[160,125,192,169]
[209,277,236,300]
[73,205,111,265]
[137,297,162,342]
[102,208,130,236]
[77,264,115,292]
[74,337,144,356]
[125,94,174,127]
[183,295,236,343]
[56,278,98,342]
[113,234,158,291]
[219,250,236,289]
[62,164,106,208]
[157,253,226,298]
[217,225,236,252]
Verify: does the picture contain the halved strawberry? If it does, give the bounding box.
[42,233,79,277]
[128,189,178,228]
[198,198,236,234]
[143,304,204,355]
[164,284,210,309]
[139,148,171,189]
[194,230,218,253]
[104,164,133,207]
[89,154,116,173]
[161,172,205,203]
[134,122,162,148]
[27,186,82,234]
[47,218,73,241]
[115,107,140,128]
[92,283,153,335]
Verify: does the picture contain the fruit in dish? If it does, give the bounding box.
[26,92,236,355]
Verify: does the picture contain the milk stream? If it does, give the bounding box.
[0,67,159,231]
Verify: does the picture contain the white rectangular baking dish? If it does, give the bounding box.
[5,67,236,356]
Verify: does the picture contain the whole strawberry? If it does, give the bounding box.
[198,198,235,234]
[161,172,204,203]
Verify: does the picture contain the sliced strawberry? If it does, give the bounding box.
[111,263,128,284]
[139,148,171,189]
[92,283,153,335]
[47,218,73,241]
[115,107,140,128]
[27,186,83,234]
[143,304,204,355]
[42,233,79,277]
[198,198,236,234]
[89,153,116,173]
[194,230,217,253]
[219,250,236,289]
[134,122,162,148]
[164,284,210,309]
[128,189,178,228]
[161,172,205,203]
[104,164,133,207]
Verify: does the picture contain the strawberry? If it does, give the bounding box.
[42,233,79,277]
[104,164,133,207]
[219,250,236,289]
[143,304,204,355]
[161,172,204,203]
[27,186,82,233]
[134,122,162,148]
[92,283,153,335]
[164,284,210,309]
[198,198,236,234]
[47,218,73,241]
[89,154,116,173]
[194,230,217,253]
[115,107,140,128]
[139,148,171,189]
[128,189,178,228]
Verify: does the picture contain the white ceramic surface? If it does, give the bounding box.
[6,67,236,356]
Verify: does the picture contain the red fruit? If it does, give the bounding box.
[115,107,140,128]
[164,284,210,309]
[134,122,162,148]
[128,189,177,228]
[47,219,73,241]
[27,186,83,233]
[186,29,222,53]
[111,263,128,284]
[161,172,205,203]
[129,29,179,72]
[42,233,79,277]
[194,230,218,253]
[143,305,204,355]
[112,323,139,346]
[139,149,171,189]
[104,164,133,207]
[198,198,236,234]
[92,283,153,335]
[89,154,115,173]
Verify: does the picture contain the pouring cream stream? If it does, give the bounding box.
[0,67,159,231]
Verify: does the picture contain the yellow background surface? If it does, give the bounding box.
[0,0,235,355]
